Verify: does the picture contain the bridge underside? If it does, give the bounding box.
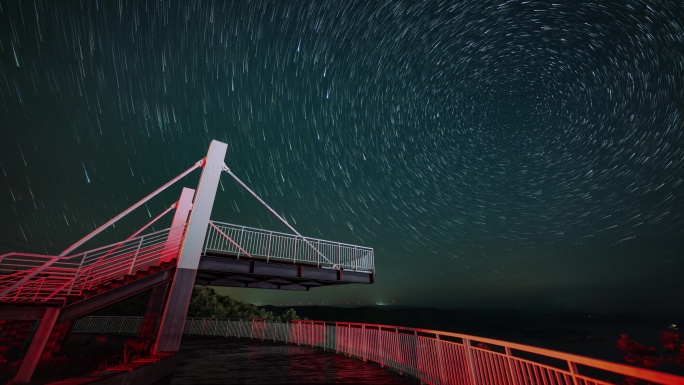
[196,252,374,291]
[0,266,176,322]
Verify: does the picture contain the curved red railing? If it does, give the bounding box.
[71,316,684,385]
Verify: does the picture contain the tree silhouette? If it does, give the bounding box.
[615,328,683,385]
[617,328,684,368]
[188,286,300,321]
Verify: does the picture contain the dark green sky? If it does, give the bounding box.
[1,1,682,317]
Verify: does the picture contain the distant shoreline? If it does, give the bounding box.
[262,305,681,365]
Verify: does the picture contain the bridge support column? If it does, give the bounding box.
[136,282,170,353]
[12,307,60,384]
[153,140,227,354]
[39,320,73,361]
[138,187,194,353]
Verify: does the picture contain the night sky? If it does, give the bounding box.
[1,1,683,318]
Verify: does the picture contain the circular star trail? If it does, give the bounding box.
[1,1,682,316]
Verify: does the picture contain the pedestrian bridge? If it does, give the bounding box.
[0,140,373,383]
[0,220,374,307]
[200,220,374,290]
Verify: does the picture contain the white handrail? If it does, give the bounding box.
[205,220,374,273]
[209,220,374,249]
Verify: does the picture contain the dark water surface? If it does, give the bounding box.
[154,337,419,385]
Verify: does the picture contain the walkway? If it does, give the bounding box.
[164,337,417,385]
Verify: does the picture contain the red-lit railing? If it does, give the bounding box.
[71,316,684,385]
[0,225,184,304]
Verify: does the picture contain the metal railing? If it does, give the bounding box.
[204,220,374,273]
[71,316,684,385]
[70,316,144,334]
[0,225,185,304]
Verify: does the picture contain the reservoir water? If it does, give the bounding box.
[154,337,420,385]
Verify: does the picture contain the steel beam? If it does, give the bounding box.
[0,306,47,320]
[12,307,60,384]
[57,267,175,324]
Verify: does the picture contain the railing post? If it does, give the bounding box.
[32,279,45,302]
[236,227,245,259]
[293,237,298,263]
[215,226,223,251]
[298,321,302,346]
[413,330,423,383]
[505,347,520,385]
[128,237,145,274]
[354,246,358,271]
[67,253,86,297]
[338,243,341,268]
[266,232,273,262]
[436,334,447,385]
[203,226,210,255]
[317,240,321,267]
[568,361,580,385]
[310,322,314,347]
[464,338,479,385]
[362,324,367,362]
[12,283,21,301]
[395,327,403,375]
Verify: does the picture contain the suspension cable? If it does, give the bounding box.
[60,159,205,256]
[222,163,334,266]
[209,222,253,259]
[125,202,178,241]
[88,202,180,266]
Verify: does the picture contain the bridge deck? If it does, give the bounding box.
[196,251,374,290]
[0,220,375,309]
[199,220,374,290]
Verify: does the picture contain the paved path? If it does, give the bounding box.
[155,337,419,385]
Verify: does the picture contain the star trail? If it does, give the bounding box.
[1,1,683,317]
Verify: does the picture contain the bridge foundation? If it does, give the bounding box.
[135,281,170,353]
